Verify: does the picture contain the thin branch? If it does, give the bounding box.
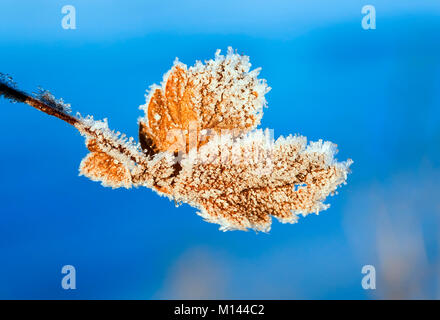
[0,78,149,167]
[0,82,79,126]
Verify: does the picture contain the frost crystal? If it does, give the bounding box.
[0,73,20,103]
[0,72,17,88]
[35,88,72,114]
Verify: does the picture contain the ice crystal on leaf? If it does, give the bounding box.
[1,48,352,232]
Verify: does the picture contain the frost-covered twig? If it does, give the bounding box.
[0,74,78,125]
[0,74,147,167]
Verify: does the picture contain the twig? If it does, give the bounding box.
[0,78,148,167]
[0,82,79,125]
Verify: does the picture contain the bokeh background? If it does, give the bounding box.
[0,0,439,299]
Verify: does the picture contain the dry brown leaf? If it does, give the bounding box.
[79,140,132,189]
[139,48,269,155]
[167,133,352,231]
[139,65,198,154]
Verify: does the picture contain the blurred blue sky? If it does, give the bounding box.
[0,1,439,299]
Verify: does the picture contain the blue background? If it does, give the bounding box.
[0,0,439,299]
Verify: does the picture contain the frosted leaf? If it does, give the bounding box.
[163,130,352,231]
[139,47,270,154]
[75,115,147,188]
[79,140,132,189]
[3,48,353,233]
